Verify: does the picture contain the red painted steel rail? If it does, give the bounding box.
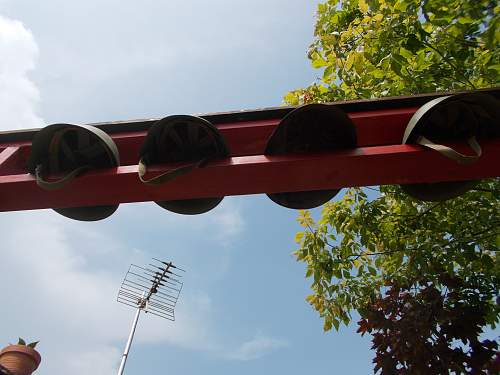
[0,107,417,173]
[0,89,498,212]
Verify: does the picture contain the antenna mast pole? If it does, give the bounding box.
[116,260,183,375]
[117,303,142,375]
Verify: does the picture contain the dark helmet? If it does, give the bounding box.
[139,115,230,215]
[27,123,120,221]
[264,103,357,209]
[400,93,499,201]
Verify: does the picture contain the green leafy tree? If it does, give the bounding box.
[286,0,500,373]
[295,184,499,332]
[285,0,499,105]
[294,184,499,373]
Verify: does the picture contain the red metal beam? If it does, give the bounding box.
[0,88,498,213]
[108,107,416,164]
[1,139,498,212]
[1,88,497,172]
[0,147,24,175]
[0,107,416,172]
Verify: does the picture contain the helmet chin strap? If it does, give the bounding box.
[35,125,120,192]
[138,115,229,215]
[416,135,482,165]
[28,123,121,221]
[400,92,497,202]
[37,128,91,191]
[35,164,90,191]
[137,157,206,185]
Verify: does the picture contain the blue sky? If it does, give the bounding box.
[0,1,373,374]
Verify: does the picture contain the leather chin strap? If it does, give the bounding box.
[36,127,113,191]
[139,119,222,186]
[416,135,482,165]
[138,157,207,185]
[35,164,90,191]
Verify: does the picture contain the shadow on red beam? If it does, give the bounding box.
[0,139,498,212]
[1,88,498,170]
[0,107,418,172]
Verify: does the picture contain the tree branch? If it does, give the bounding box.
[422,41,476,88]
[421,0,430,22]
[347,226,500,260]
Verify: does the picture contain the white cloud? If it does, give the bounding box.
[62,346,120,375]
[0,16,248,372]
[0,209,227,372]
[0,207,276,375]
[226,334,289,361]
[0,15,42,130]
[1,0,317,123]
[121,196,245,247]
[0,10,286,375]
[210,198,245,246]
[134,291,215,351]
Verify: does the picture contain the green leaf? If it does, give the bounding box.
[481,254,494,270]
[359,0,369,13]
[295,231,305,243]
[405,35,423,52]
[27,341,39,349]
[18,338,26,345]
[323,65,335,82]
[345,53,355,70]
[399,47,413,60]
[283,92,299,105]
[354,53,365,74]
[394,0,407,12]
[391,53,407,66]
[357,265,365,276]
[371,69,385,78]
[390,54,404,76]
[332,318,340,331]
[485,16,500,49]
[312,55,328,68]
[457,16,473,24]
[323,317,333,331]
[334,269,343,279]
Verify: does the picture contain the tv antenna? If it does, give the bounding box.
[116,258,185,375]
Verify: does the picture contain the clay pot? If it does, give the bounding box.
[0,345,41,375]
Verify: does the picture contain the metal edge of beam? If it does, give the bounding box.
[0,140,498,212]
[1,87,498,143]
